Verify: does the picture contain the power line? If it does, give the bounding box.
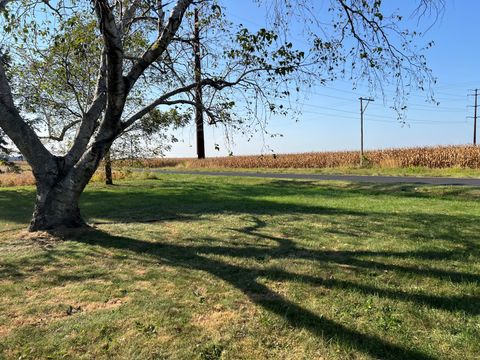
[287,100,466,122]
[298,109,468,125]
[305,86,468,108]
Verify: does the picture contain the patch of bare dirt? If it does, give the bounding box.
[192,306,238,332]
[133,268,148,276]
[17,230,63,248]
[0,325,11,337]
[1,296,129,338]
[81,297,129,312]
[16,227,99,248]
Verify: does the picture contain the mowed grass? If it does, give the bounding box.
[135,165,480,178]
[0,175,479,360]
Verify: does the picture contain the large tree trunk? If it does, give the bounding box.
[29,180,86,231]
[28,117,119,231]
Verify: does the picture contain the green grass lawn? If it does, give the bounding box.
[133,166,480,178]
[0,175,479,359]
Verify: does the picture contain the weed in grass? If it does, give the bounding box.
[198,343,224,360]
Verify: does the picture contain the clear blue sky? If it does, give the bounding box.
[168,0,480,157]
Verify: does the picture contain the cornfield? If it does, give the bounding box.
[2,145,479,187]
[120,145,480,169]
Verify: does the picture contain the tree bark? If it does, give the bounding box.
[29,180,86,231]
[29,143,109,231]
[104,150,113,185]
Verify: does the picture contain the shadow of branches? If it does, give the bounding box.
[67,227,440,360]
[1,178,478,359]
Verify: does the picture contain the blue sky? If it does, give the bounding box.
[168,0,480,157]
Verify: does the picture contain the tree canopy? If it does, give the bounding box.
[0,0,441,230]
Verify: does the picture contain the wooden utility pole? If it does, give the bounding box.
[359,97,374,166]
[193,7,205,159]
[468,89,478,145]
[474,89,478,146]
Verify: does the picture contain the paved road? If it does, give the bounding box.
[143,169,480,186]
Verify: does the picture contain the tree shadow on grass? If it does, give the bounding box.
[77,181,479,261]
[1,178,478,283]
[1,177,478,223]
[225,217,480,311]
[67,228,434,360]
[265,180,480,200]
[2,178,478,272]
[2,179,479,358]
[57,216,479,360]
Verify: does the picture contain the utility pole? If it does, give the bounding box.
[468,89,478,145]
[359,97,374,166]
[193,7,205,159]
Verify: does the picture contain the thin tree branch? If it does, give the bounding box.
[125,0,193,91]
